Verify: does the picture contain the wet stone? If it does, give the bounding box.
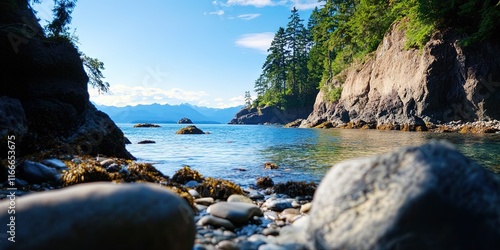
[196,197,215,206]
[216,240,239,250]
[198,215,235,230]
[208,202,263,224]
[227,194,253,204]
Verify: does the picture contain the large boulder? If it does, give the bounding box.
[308,141,500,249]
[0,182,195,250]
[176,125,205,134]
[0,0,133,159]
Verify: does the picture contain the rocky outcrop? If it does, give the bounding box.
[307,141,500,249]
[176,125,206,134]
[301,20,500,130]
[0,182,195,250]
[0,1,133,159]
[229,106,311,125]
[178,117,193,124]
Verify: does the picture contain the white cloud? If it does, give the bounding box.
[213,96,245,108]
[291,0,323,10]
[226,0,278,7]
[235,32,274,54]
[237,13,261,20]
[209,10,225,16]
[225,0,320,9]
[89,84,209,107]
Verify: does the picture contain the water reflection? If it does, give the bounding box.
[261,129,500,178]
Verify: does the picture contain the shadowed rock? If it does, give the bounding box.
[308,141,500,249]
[0,182,195,250]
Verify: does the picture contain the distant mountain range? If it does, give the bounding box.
[94,103,243,124]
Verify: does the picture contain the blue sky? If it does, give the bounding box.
[33,0,321,108]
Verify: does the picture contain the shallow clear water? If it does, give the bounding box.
[119,124,500,187]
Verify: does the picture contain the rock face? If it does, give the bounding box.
[0,1,133,159]
[0,182,195,250]
[229,106,311,125]
[302,20,500,129]
[308,141,500,249]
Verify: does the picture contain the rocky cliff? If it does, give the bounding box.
[0,1,133,159]
[301,20,500,130]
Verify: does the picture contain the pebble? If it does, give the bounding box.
[185,180,200,188]
[19,161,60,184]
[196,197,215,206]
[300,203,312,213]
[106,163,120,173]
[196,204,208,211]
[263,198,293,212]
[99,159,115,167]
[291,200,301,208]
[189,189,201,198]
[216,240,239,250]
[264,211,279,220]
[41,159,68,170]
[258,243,288,250]
[279,208,300,222]
[227,194,253,204]
[198,215,235,230]
[248,192,266,200]
[207,202,263,224]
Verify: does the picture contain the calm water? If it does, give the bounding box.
[119,124,500,187]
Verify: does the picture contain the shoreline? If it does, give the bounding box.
[294,119,500,133]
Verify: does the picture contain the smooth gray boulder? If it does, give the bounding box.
[308,141,500,250]
[207,201,263,224]
[0,182,195,250]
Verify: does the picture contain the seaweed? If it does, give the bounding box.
[273,181,317,197]
[256,176,274,188]
[195,177,243,200]
[171,165,204,184]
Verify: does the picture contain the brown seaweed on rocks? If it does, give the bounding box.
[195,177,243,200]
[273,181,317,197]
[171,165,204,184]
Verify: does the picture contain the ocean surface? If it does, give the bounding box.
[119,124,500,187]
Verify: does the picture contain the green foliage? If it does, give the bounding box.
[82,54,110,94]
[254,8,319,110]
[324,85,343,103]
[29,0,111,94]
[45,0,77,42]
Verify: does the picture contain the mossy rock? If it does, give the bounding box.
[176,125,205,134]
[256,176,274,188]
[264,162,279,169]
[171,166,204,184]
[196,177,243,200]
[273,181,317,197]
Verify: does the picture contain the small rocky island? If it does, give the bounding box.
[176,125,206,134]
[133,123,161,128]
[178,117,194,124]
